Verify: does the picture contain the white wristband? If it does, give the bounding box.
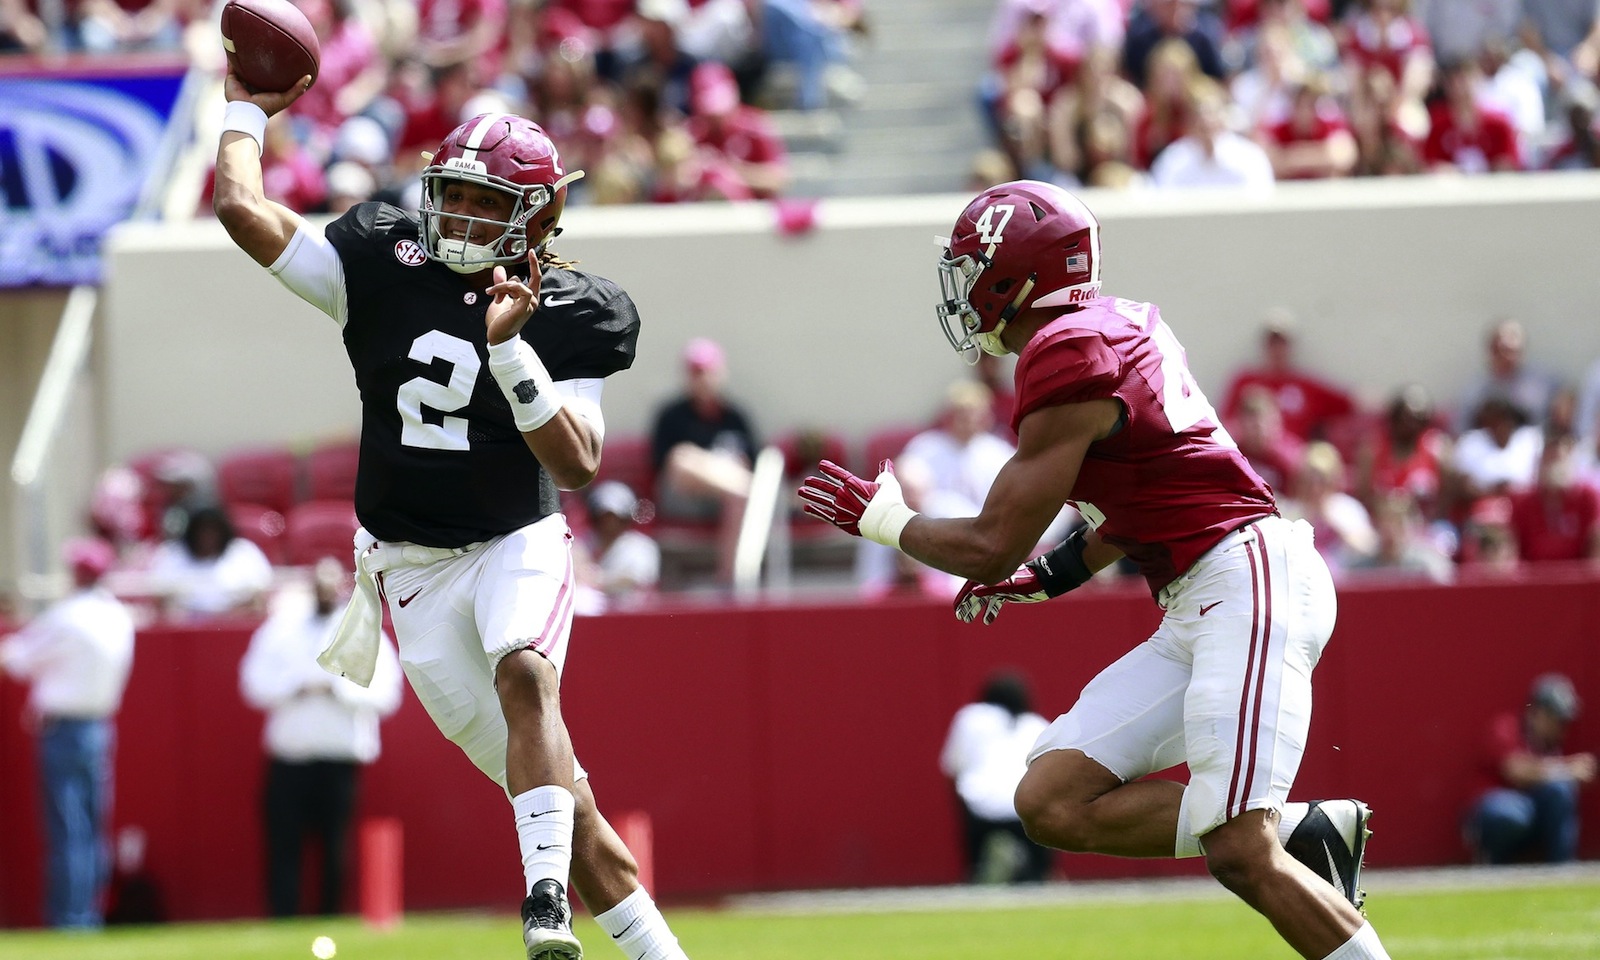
[221,100,268,156]
[858,470,919,549]
[488,338,562,432]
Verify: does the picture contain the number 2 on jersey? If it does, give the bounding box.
[397,331,480,450]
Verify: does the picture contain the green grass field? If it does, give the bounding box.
[2,876,1597,960]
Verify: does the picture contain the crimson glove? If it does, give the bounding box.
[797,459,917,546]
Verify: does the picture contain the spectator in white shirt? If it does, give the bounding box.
[859,381,1018,596]
[939,670,1052,884]
[147,504,273,620]
[1450,393,1546,504]
[0,538,134,928]
[1150,77,1277,189]
[240,558,402,917]
[574,481,662,614]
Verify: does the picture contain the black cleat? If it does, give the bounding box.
[522,879,583,960]
[1285,800,1372,911]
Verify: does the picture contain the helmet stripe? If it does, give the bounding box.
[459,113,509,165]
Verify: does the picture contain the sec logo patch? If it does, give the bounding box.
[394,240,426,266]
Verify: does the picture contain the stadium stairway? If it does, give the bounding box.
[766,0,993,197]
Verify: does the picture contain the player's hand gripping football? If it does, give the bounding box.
[485,251,543,345]
[954,560,1054,625]
[222,64,312,118]
[797,459,911,544]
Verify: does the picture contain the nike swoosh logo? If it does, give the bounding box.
[611,917,641,940]
[397,590,423,608]
[535,843,559,851]
[1323,841,1345,895]
[527,809,556,818]
[543,296,576,307]
[1199,601,1223,616]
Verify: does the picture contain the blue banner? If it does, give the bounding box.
[0,58,188,288]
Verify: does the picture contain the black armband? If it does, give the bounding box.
[1026,527,1095,597]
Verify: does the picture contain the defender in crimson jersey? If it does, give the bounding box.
[800,181,1391,960]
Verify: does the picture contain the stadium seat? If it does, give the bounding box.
[594,433,657,501]
[860,423,924,475]
[227,502,288,565]
[304,439,361,503]
[774,428,852,479]
[284,499,360,567]
[774,429,853,543]
[217,446,300,516]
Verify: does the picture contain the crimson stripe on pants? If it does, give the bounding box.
[1226,529,1275,818]
[531,538,576,656]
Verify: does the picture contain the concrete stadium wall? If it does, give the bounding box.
[95,174,1600,470]
[2,573,1596,925]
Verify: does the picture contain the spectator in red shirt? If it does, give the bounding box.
[1133,38,1201,168]
[289,0,385,142]
[1339,0,1433,97]
[1464,674,1595,864]
[1354,383,1450,520]
[1262,73,1359,178]
[1423,58,1523,173]
[1509,429,1600,564]
[1220,309,1358,443]
[1229,384,1306,496]
[416,0,508,82]
[394,61,483,167]
[685,61,790,199]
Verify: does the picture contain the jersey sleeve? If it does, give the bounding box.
[1011,329,1125,433]
[269,225,348,327]
[552,280,641,379]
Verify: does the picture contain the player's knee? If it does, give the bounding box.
[493,649,561,711]
[1202,834,1276,898]
[1014,785,1093,853]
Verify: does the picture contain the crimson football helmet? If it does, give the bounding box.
[420,113,585,274]
[936,180,1102,358]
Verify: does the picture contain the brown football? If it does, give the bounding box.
[220,0,320,94]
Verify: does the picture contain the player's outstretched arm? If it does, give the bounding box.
[212,68,313,268]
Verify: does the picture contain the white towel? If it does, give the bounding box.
[318,529,381,687]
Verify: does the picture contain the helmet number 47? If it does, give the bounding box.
[974,204,1015,245]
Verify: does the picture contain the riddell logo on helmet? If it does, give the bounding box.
[1068,288,1094,303]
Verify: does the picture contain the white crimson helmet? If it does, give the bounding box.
[420,113,585,274]
[936,180,1103,358]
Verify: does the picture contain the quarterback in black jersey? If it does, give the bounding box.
[214,70,688,960]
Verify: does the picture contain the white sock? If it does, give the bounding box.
[1174,787,1204,859]
[513,785,575,895]
[1321,921,1391,960]
[594,887,688,960]
[1278,802,1310,845]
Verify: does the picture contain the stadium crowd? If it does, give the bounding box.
[975,0,1600,188]
[0,0,875,208]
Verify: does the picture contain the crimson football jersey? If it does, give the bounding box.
[1011,297,1276,594]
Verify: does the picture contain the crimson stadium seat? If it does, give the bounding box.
[217,446,300,516]
[284,499,360,567]
[860,423,924,475]
[594,433,656,501]
[228,502,288,565]
[304,439,361,503]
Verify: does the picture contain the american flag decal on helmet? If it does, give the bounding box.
[1065,252,1089,273]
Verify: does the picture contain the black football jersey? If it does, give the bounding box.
[326,202,639,548]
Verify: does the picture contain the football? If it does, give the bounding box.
[220,0,320,94]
